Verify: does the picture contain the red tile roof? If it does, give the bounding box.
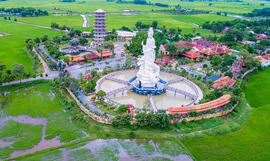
[183,51,201,59]
[97,50,113,57]
[212,76,236,89]
[176,41,196,48]
[196,45,205,51]
[70,55,85,62]
[257,34,270,39]
[85,53,99,59]
[200,48,213,56]
[168,95,231,114]
[262,54,270,60]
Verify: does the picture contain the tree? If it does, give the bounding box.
[166,43,177,59]
[225,72,233,78]
[211,55,222,67]
[53,36,61,44]
[41,35,49,42]
[188,109,199,117]
[78,37,88,46]
[0,61,6,85]
[12,63,25,84]
[151,21,158,29]
[207,79,213,89]
[242,52,261,69]
[197,74,202,80]
[125,55,132,67]
[103,41,114,53]
[121,114,133,125]
[259,39,270,48]
[96,90,106,103]
[59,72,65,80]
[26,39,35,50]
[135,112,147,126]
[34,37,40,44]
[233,87,242,96]
[193,28,196,34]
[119,104,128,113]
[63,77,79,89]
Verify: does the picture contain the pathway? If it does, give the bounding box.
[80,14,89,27]
[165,86,197,100]
[147,93,158,112]
[105,77,128,84]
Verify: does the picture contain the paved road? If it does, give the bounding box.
[39,45,58,63]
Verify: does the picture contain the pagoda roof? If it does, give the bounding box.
[95,9,106,13]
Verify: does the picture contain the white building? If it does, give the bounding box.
[116,30,138,40]
[257,54,270,67]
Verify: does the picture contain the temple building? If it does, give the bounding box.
[93,9,106,47]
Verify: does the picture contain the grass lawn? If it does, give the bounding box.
[16,15,83,27]
[0,20,63,72]
[243,68,270,108]
[182,67,270,161]
[0,83,85,159]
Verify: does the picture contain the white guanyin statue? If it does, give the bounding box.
[136,27,160,88]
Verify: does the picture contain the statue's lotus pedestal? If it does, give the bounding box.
[128,76,168,95]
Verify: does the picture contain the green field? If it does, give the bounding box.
[16,15,83,27]
[1,0,268,14]
[173,14,234,26]
[0,0,165,13]
[0,83,85,159]
[150,0,270,14]
[0,20,63,72]
[182,67,270,161]
[104,13,231,35]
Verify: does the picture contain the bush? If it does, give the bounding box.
[175,122,181,129]
[119,104,128,112]
[128,132,136,138]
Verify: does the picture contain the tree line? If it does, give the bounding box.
[244,8,270,17]
[0,7,48,17]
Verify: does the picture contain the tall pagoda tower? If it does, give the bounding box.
[93,9,106,47]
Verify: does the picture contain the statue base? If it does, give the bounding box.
[128,76,168,95]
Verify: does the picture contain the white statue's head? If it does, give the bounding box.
[148,27,153,38]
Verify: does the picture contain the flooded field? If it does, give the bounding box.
[0,115,62,158]
[21,139,192,161]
